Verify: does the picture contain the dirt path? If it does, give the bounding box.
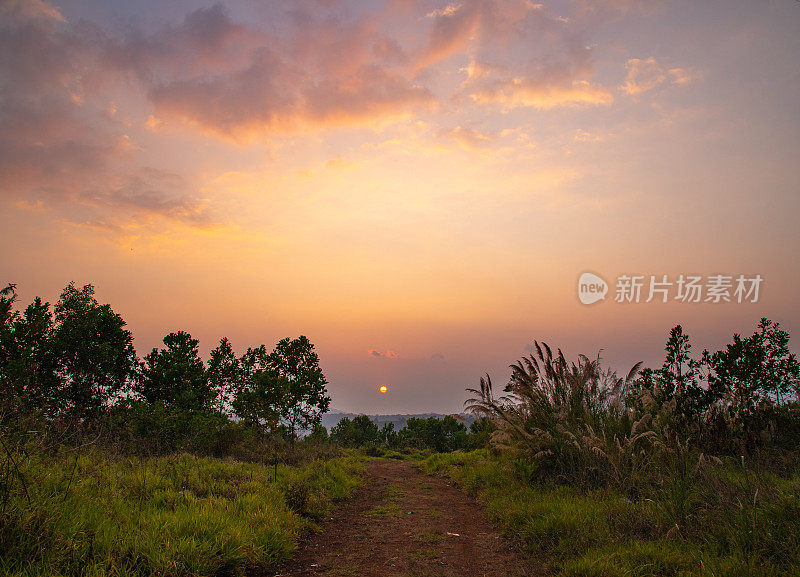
[274,458,544,577]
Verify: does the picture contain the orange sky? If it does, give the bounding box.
[1,0,799,413]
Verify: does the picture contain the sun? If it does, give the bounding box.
[379,385,388,393]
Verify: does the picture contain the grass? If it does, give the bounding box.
[0,449,365,576]
[419,450,800,576]
[366,482,404,517]
[366,503,402,517]
[416,531,443,544]
[408,547,439,561]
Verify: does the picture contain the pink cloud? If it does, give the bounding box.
[368,349,400,359]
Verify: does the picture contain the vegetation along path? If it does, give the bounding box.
[273,458,542,577]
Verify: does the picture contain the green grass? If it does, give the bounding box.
[366,503,402,517]
[365,482,405,517]
[419,450,800,576]
[0,449,365,576]
[416,531,443,544]
[408,547,439,561]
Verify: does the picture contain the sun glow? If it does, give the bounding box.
[379,386,388,394]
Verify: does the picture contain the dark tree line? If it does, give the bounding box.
[329,414,496,453]
[0,282,330,443]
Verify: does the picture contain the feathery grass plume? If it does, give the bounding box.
[465,341,644,488]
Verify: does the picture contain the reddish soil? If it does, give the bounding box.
[273,458,544,577]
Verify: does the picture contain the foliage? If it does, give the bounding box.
[0,281,350,576]
[206,337,239,415]
[232,368,289,432]
[330,415,380,447]
[52,283,137,420]
[465,341,644,488]
[267,336,331,438]
[2,283,138,421]
[466,319,799,490]
[420,450,800,576]
[136,331,210,412]
[0,447,365,577]
[330,414,474,453]
[398,415,468,452]
[468,416,496,449]
[0,286,60,420]
[705,318,800,421]
[454,318,800,575]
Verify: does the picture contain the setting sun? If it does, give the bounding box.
[379,386,388,394]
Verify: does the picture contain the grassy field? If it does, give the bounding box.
[420,450,800,577]
[0,449,365,577]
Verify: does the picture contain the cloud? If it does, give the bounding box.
[435,1,613,110]
[415,0,560,71]
[84,168,214,228]
[668,67,697,86]
[620,57,665,95]
[572,0,663,16]
[417,2,479,69]
[0,0,631,231]
[427,4,464,19]
[430,352,445,360]
[574,128,604,142]
[0,0,65,23]
[0,6,215,229]
[471,78,613,109]
[437,126,495,150]
[368,349,400,359]
[620,57,697,96]
[104,5,433,139]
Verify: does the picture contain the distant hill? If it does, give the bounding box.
[321,411,477,431]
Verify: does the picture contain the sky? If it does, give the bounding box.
[1,0,799,414]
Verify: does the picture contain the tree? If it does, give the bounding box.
[378,422,398,448]
[5,298,60,417]
[330,415,379,447]
[137,331,209,412]
[207,337,239,415]
[51,283,136,419]
[468,416,496,449]
[706,318,800,417]
[267,336,331,438]
[399,416,468,452]
[231,368,288,432]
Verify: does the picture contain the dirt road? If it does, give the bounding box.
[274,458,543,577]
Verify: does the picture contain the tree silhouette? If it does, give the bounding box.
[267,336,330,438]
[207,337,239,415]
[137,331,209,412]
[51,283,136,419]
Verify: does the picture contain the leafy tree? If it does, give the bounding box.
[628,325,713,435]
[399,416,468,452]
[231,368,288,432]
[6,298,60,416]
[307,422,329,442]
[267,336,331,438]
[330,415,379,447]
[378,422,398,448]
[207,337,239,415]
[137,331,209,412]
[706,318,799,417]
[468,416,496,449]
[231,344,286,431]
[51,283,136,419]
[238,345,270,384]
